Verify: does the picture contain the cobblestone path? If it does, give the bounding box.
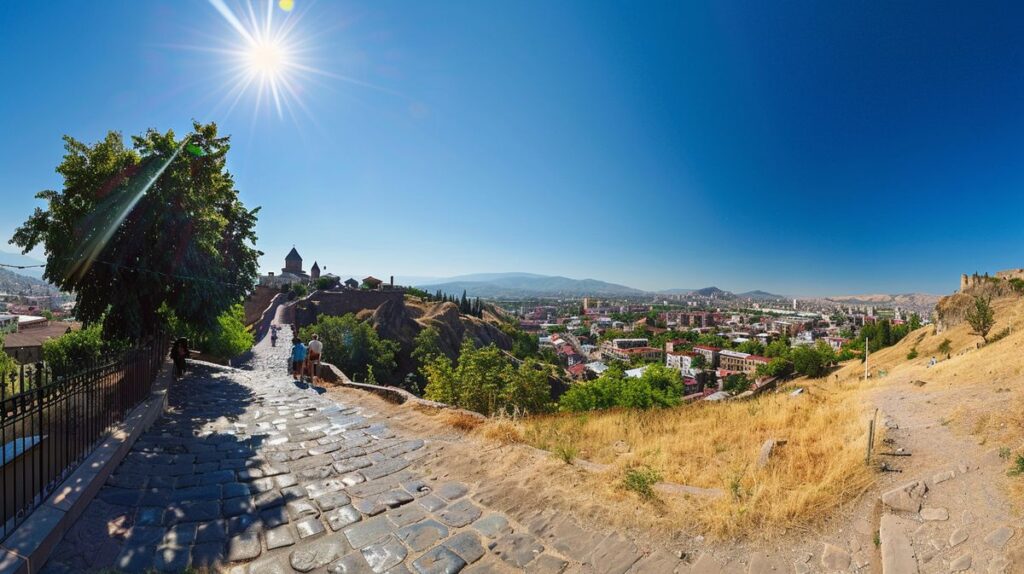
[43,317,665,574]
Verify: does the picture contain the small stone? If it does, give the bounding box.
[949,527,969,547]
[932,470,955,484]
[434,482,469,501]
[880,480,927,513]
[920,507,949,521]
[443,531,486,564]
[820,543,851,570]
[397,519,449,552]
[266,525,296,550]
[326,506,362,531]
[327,552,374,573]
[227,532,262,561]
[290,537,349,572]
[361,535,408,572]
[295,517,326,539]
[411,545,466,574]
[436,499,482,528]
[491,533,545,568]
[472,514,512,539]
[984,526,1015,549]
[950,554,972,572]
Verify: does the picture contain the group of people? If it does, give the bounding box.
[290,333,323,384]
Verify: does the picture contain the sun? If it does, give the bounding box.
[246,39,287,79]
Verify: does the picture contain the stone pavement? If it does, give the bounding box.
[42,319,670,573]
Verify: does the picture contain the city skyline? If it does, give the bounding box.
[3,1,1024,296]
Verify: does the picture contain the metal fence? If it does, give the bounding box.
[0,335,169,543]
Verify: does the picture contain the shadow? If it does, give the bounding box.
[43,363,270,573]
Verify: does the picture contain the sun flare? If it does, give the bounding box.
[246,39,287,79]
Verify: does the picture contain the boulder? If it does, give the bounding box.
[820,543,850,571]
[879,515,918,574]
[881,480,927,513]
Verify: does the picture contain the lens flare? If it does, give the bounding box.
[279,0,294,12]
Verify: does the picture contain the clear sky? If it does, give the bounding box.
[2,1,1024,296]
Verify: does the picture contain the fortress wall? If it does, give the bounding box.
[293,290,405,327]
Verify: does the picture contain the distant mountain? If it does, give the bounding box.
[418,273,644,298]
[738,290,787,300]
[0,251,45,279]
[659,288,696,295]
[0,267,54,295]
[822,293,942,311]
[691,286,731,297]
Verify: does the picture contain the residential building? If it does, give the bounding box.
[692,345,721,368]
[718,350,770,374]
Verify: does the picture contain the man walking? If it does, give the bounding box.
[291,338,307,381]
[307,333,323,384]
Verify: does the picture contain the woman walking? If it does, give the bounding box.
[171,338,189,379]
[291,337,307,381]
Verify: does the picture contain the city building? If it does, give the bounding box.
[718,350,770,374]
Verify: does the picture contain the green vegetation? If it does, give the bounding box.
[299,313,399,384]
[41,323,134,368]
[500,323,540,360]
[290,283,308,298]
[622,466,662,499]
[906,347,919,360]
[162,304,253,361]
[0,335,18,394]
[11,122,260,340]
[938,338,952,355]
[722,373,751,394]
[559,364,684,412]
[966,295,996,343]
[422,339,552,416]
[315,276,339,290]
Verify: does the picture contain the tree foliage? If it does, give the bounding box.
[10,123,261,340]
[559,364,684,412]
[162,303,253,360]
[298,314,398,383]
[422,339,552,415]
[966,295,996,343]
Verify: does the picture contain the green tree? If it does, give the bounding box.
[161,303,253,360]
[422,339,552,415]
[558,364,683,412]
[0,335,22,394]
[316,276,339,290]
[764,339,791,358]
[298,314,398,382]
[42,323,106,367]
[412,326,444,374]
[755,356,794,379]
[11,123,260,340]
[966,295,995,343]
[736,340,765,355]
[691,353,707,370]
[790,341,835,378]
[723,373,751,394]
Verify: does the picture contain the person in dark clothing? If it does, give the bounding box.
[171,338,190,379]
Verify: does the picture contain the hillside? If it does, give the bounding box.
[358,297,513,382]
[0,267,54,295]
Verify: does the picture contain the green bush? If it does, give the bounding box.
[299,313,398,384]
[938,338,952,355]
[162,303,252,360]
[723,373,751,394]
[559,364,683,412]
[906,348,918,360]
[622,466,662,499]
[422,339,552,416]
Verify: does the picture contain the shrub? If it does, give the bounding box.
[989,327,1011,344]
[723,373,751,394]
[1008,454,1024,477]
[316,276,339,290]
[422,340,552,416]
[937,338,952,355]
[553,442,578,464]
[290,283,309,298]
[906,348,918,360]
[622,466,661,499]
[299,313,398,383]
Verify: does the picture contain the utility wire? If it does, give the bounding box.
[2,259,256,289]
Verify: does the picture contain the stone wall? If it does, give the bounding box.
[292,290,406,328]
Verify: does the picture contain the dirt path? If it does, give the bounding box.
[869,377,1023,573]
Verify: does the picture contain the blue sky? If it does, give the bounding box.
[2,1,1024,296]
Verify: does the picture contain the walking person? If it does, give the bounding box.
[270,326,278,347]
[291,337,307,381]
[307,333,323,384]
[171,338,190,380]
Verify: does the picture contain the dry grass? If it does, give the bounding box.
[480,419,523,445]
[443,410,485,431]
[505,379,876,539]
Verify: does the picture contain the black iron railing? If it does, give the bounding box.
[0,335,169,543]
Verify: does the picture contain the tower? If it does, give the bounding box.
[283,247,303,274]
[311,261,321,280]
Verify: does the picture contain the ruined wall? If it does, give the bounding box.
[292,290,406,328]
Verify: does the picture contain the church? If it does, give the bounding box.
[259,247,335,288]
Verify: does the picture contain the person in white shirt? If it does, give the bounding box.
[307,334,323,384]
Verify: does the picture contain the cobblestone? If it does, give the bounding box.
[42,318,584,573]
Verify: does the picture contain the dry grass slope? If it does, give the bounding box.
[485,377,876,539]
